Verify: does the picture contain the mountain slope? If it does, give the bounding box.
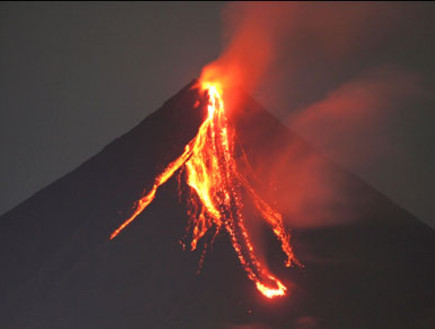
[1,80,434,329]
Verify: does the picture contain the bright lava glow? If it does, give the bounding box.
[110,82,299,299]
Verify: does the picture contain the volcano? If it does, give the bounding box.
[1,80,434,329]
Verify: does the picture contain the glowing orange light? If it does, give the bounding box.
[256,278,287,299]
[110,81,299,298]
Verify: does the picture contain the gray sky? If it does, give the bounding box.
[1,2,434,227]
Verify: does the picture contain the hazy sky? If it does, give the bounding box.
[1,2,434,227]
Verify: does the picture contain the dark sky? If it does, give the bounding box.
[1,2,434,227]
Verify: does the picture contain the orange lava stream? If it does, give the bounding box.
[110,82,298,298]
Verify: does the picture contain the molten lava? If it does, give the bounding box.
[110,82,299,298]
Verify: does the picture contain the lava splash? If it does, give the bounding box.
[110,81,299,298]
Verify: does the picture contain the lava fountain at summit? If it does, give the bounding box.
[110,80,299,299]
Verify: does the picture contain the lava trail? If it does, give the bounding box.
[110,81,299,298]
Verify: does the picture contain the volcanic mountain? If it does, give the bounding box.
[1,80,434,329]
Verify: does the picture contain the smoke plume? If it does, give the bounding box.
[201,2,431,227]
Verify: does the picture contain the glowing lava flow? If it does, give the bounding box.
[110,82,299,298]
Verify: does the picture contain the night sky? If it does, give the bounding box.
[1,2,434,227]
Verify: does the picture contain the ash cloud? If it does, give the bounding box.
[290,66,425,170]
[206,2,433,227]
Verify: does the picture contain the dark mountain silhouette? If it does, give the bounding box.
[1,80,434,329]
